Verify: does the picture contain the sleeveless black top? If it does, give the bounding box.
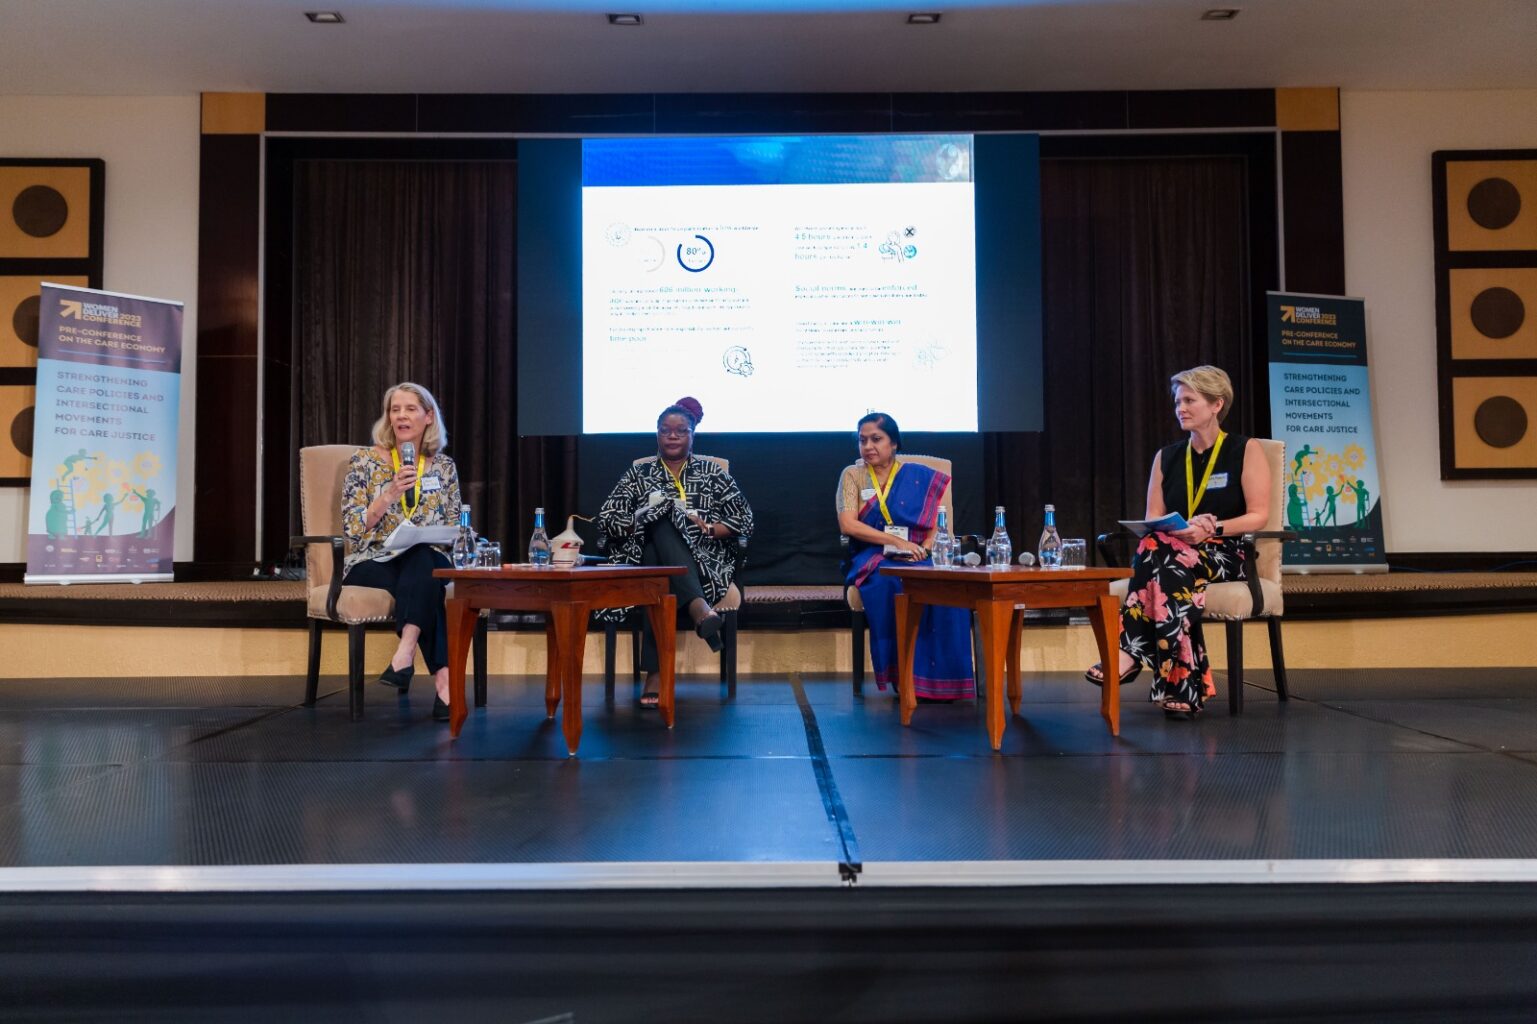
[1159,432,1251,520]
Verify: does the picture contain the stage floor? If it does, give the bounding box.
[3,667,1536,879]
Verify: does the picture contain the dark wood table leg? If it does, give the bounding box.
[645,593,678,729]
[1006,606,1023,715]
[1088,593,1122,737]
[895,592,921,726]
[553,601,589,755]
[544,614,561,719]
[445,597,476,739]
[976,598,1012,750]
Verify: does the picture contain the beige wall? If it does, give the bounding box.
[1340,89,1537,553]
[0,95,201,562]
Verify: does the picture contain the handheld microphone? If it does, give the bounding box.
[398,441,416,469]
[961,551,982,566]
[1018,552,1036,567]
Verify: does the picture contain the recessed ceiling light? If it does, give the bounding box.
[607,13,643,25]
[907,13,942,25]
[304,11,344,23]
[1200,8,1240,19]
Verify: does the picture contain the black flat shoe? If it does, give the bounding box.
[379,664,414,691]
[432,696,451,722]
[1084,660,1142,688]
[695,613,724,654]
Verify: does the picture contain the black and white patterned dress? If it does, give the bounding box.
[594,455,754,621]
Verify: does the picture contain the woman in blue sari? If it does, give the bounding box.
[836,412,975,700]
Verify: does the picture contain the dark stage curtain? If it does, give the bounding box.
[290,159,573,552]
[988,155,1255,553]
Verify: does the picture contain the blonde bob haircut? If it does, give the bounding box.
[371,381,448,456]
[1169,365,1234,423]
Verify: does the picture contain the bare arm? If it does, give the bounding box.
[1144,454,1166,519]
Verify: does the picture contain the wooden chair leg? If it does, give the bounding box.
[603,620,618,700]
[304,619,322,706]
[1225,619,1244,716]
[851,609,866,696]
[473,614,489,708]
[347,623,366,721]
[1268,617,1290,701]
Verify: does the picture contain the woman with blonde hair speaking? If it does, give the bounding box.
[341,381,463,721]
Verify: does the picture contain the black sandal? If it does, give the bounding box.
[1084,660,1141,688]
[638,691,661,710]
[1158,698,1201,720]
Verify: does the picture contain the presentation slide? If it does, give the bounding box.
[581,135,977,433]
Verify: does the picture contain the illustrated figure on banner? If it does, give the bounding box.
[1285,443,1372,530]
[49,448,166,537]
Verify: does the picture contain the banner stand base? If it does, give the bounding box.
[23,574,174,586]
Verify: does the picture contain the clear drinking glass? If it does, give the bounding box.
[1060,538,1087,570]
[477,540,501,568]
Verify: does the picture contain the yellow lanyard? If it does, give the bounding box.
[390,448,423,517]
[1186,432,1227,516]
[867,461,902,526]
[662,459,687,503]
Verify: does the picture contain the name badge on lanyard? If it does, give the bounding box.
[882,524,910,554]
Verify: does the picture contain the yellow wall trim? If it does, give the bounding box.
[201,93,265,135]
[1276,87,1340,132]
[4,616,1535,679]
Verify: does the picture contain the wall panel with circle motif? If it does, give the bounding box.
[0,159,104,486]
[1435,150,1537,479]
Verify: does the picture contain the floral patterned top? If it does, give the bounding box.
[340,446,462,576]
[593,455,754,620]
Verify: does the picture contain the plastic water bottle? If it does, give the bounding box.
[528,506,552,568]
[988,506,1012,568]
[451,505,475,568]
[1038,504,1062,569]
[931,505,954,568]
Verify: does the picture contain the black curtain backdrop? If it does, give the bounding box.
[289,158,573,552]
[285,151,1252,573]
[986,155,1255,549]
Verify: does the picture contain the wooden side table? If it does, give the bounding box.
[879,565,1134,749]
[434,564,686,755]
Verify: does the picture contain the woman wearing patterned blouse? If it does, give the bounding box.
[595,397,754,708]
[1084,366,1271,717]
[341,381,462,721]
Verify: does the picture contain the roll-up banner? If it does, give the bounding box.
[25,283,183,584]
[1266,292,1388,574]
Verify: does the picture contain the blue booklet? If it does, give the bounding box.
[1117,513,1189,538]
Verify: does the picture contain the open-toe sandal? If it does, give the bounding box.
[638,691,661,710]
[1084,660,1142,688]
[695,613,724,653]
[1158,699,1200,720]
